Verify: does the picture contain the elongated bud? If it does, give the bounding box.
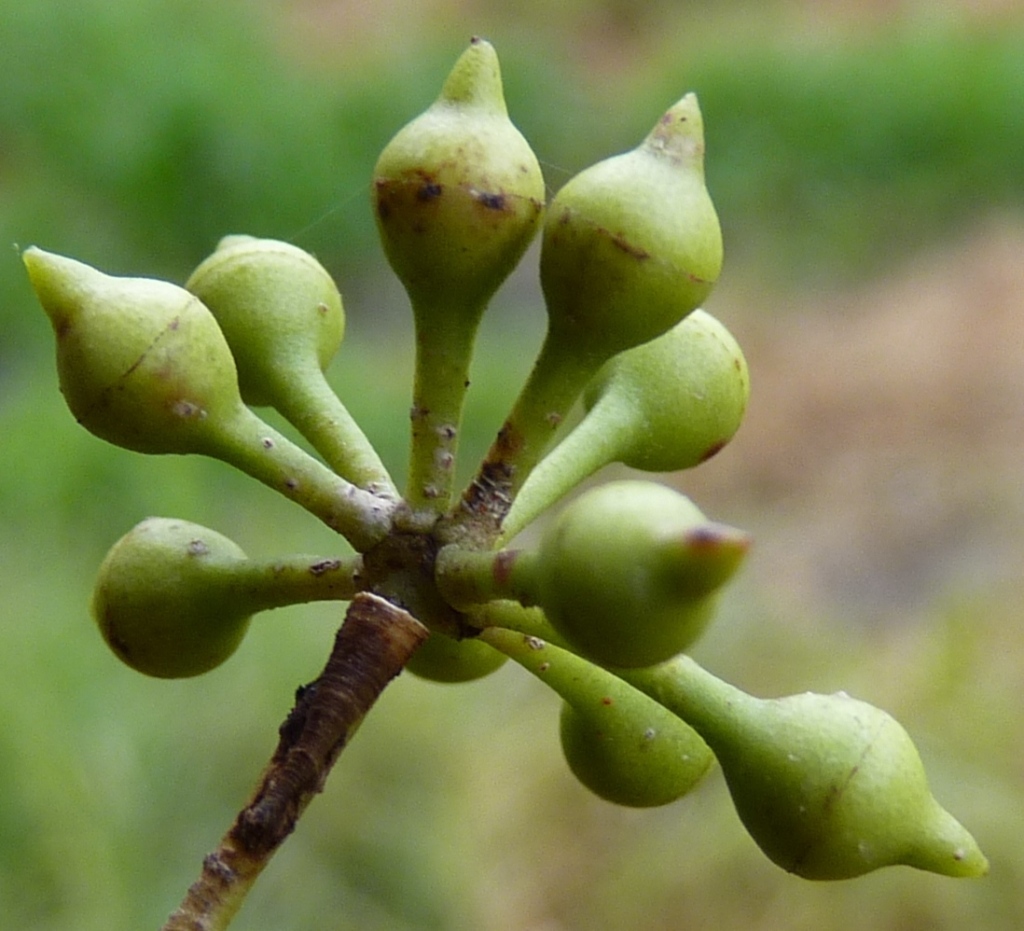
[501,309,749,540]
[482,626,713,807]
[25,247,394,548]
[25,247,245,455]
[186,236,395,493]
[373,38,545,512]
[372,37,545,310]
[509,481,749,667]
[92,517,360,678]
[627,657,989,880]
[540,93,722,359]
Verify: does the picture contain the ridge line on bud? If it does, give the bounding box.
[623,656,989,880]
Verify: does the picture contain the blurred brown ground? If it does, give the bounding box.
[685,217,1024,623]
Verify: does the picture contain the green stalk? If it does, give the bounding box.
[201,404,395,551]
[404,297,485,515]
[268,366,397,498]
[226,552,362,612]
[445,335,604,544]
[498,393,632,542]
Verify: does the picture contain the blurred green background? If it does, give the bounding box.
[3,0,1024,928]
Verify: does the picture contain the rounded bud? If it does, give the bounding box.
[500,310,750,541]
[185,236,344,408]
[511,481,749,667]
[372,37,545,310]
[92,518,252,678]
[584,308,749,471]
[559,696,712,808]
[479,625,714,807]
[24,247,246,455]
[540,93,722,360]
[404,631,507,683]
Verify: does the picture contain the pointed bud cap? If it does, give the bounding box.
[728,692,990,879]
[372,38,545,310]
[25,247,245,454]
[540,93,722,360]
[671,674,990,880]
[514,481,748,667]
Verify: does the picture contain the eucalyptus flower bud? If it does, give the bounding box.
[509,481,749,667]
[372,36,545,311]
[481,626,713,807]
[372,38,545,511]
[404,631,507,683]
[501,309,749,540]
[540,92,721,360]
[186,236,394,494]
[186,236,344,408]
[92,518,360,678]
[25,247,394,549]
[25,247,245,455]
[627,657,989,880]
[93,518,250,678]
[456,95,723,515]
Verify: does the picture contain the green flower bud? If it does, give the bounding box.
[92,518,360,678]
[453,96,723,516]
[93,518,252,678]
[627,657,989,880]
[584,309,749,471]
[501,309,749,541]
[404,631,507,683]
[185,236,344,409]
[481,625,713,807]
[186,236,394,494]
[372,37,545,311]
[540,93,721,360]
[509,481,749,668]
[24,247,246,455]
[372,38,545,513]
[25,247,395,548]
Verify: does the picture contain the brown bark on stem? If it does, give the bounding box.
[161,592,428,931]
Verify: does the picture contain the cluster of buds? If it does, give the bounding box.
[26,36,985,893]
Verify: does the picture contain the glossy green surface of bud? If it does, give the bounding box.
[185,236,344,408]
[92,518,252,678]
[627,658,989,880]
[372,37,545,309]
[25,247,245,455]
[539,93,722,359]
[511,481,749,667]
[404,631,507,683]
